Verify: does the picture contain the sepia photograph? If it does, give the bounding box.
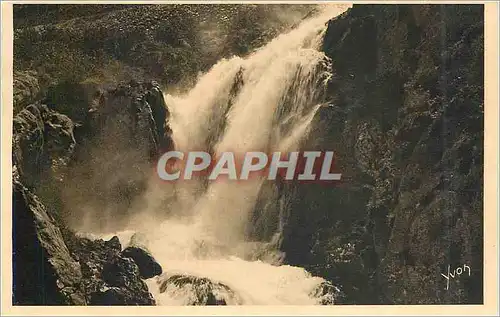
[1,0,498,314]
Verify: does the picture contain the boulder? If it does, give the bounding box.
[65,235,156,306]
[85,80,173,157]
[93,257,155,305]
[158,274,242,305]
[60,80,174,231]
[121,232,162,279]
[121,247,162,279]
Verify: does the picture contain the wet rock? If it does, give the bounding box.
[121,232,162,279]
[105,235,122,250]
[13,70,41,113]
[143,81,173,152]
[90,286,128,305]
[121,247,162,279]
[62,80,174,231]
[12,104,45,186]
[85,80,173,157]
[64,236,121,303]
[102,257,139,285]
[158,274,242,305]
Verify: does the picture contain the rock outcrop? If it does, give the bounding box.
[156,274,243,305]
[80,80,173,157]
[13,103,77,188]
[13,70,42,114]
[120,232,163,279]
[277,4,484,304]
[309,281,345,305]
[121,247,162,279]
[12,80,171,305]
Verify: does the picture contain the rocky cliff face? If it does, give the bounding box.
[278,4,483,304]
[12,81,167,305]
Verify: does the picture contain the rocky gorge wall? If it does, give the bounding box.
[277,4,484,304]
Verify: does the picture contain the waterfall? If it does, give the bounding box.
[99,5,349,306]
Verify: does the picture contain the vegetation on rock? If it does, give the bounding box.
[277,4,484,304]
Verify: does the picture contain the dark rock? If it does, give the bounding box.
[12,104,46,187]
[94,257,155,305]
[143,81,173,152]
[11,80,169,304]
[12,103,76,188]
[66,235,156,306]
[81,80,171,157]
[121,232,162,279]
[12,179,85,305]
[158,274,242,305]
[62,236,120,304]
[90,287,128,305]
[309,281,345,305]
[93,257,155,305]
[44,81,96,124]
[121,247,162,279]
[90,284,155,306]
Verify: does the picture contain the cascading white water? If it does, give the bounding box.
[98,5,349,305]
